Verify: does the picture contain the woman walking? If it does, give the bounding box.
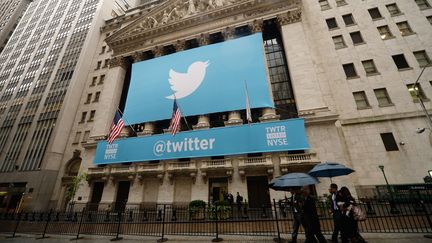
[337,187,366,243]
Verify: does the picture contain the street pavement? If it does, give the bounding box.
[0,233,431,242]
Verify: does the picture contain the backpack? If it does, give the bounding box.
[352,205,366,221]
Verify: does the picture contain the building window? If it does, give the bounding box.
[91,77,97,86]
[368,7,382,20]
[386,3,402,16]
[350,31,365,45]
[343,63,358,78]
[392,54,410,70]
[88,110,96,122]
[100,46,106,54]
[80,112,87,123]
[82,131,90,143]
[353,91,370,109]
[73,132,81,144]
[396,21,414,36]
[407,84,428,102]
[103,59,109,68]
[427,16,432,25]
[342,14,355,26]
[377,25,394,40]
[416,0,431,10]
[93,92,100,102]
[98,75,105,84]
[336,0,347,7]
[380,133,399,151]
[319,0,331,10]
[326,18,338,30]
[374,88,393,106]
[413,50,431,67]
[95,61,101,70]
[332,35,346,49]
[362,60,379,75]
[85,93,92,104]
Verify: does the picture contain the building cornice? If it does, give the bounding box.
[340,109,432,126]
[105,0,301,56]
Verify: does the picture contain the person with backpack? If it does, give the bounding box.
[337,187,367,243]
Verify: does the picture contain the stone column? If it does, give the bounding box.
[224,111,243,126]
[249,19,263,33]
[193,115,210,130]
[198,33,209,46]
[277,10,328,112]
[92,56,128,137]
[153,46,164,57]
[222,26,235,40]
[132,52,145,63]
[174,40,186,52]
[139,122,155,136]
[259,108,280,122]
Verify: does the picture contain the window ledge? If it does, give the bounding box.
[398,67,413,72]
[97,82,104,85]
[78,121,85,124]
[345,23,357,27]
[335,45,347,50]
[329,27,340,31]
[321,6,332,11]
[337,3,348,7]
[378,103,394,107]
[401,32,416,37]
[372,17,385,21]
[420,6,432,11]
[390,13,404,17]
[87,120,94,122]
[414,98,430,103]
[366,72,381,77]
[357,106,372,110]
[347,75,360,80]
[420,63,432,68]
[72,142,79,145]
[354,42,366,46]
[382,36,395,40]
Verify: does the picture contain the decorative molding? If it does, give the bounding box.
[153,45,164,57]
[276,9,302,26]
[198,33,209,46]
[108,56,128,69]
[132,52,145,62]
[249,19,263,33]
[222,26,235,40]
[174,39,186,51]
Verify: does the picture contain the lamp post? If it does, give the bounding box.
[378,165,399,214]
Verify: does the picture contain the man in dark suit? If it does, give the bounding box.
[289,187,303,243]
[302,186,327,243]
[329,183,341,242]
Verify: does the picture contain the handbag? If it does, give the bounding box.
[351,205,366,221]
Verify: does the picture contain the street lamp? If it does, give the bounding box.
[378,165,400,214]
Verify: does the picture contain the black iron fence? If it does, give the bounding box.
[0,198,431,241]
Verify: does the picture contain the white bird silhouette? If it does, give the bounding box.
[166,61,210,99]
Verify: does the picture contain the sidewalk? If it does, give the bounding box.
[1,233,431,243]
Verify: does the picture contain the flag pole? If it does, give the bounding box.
[116,107,137,134]
[171,93,191,130]
[244,80,252,124]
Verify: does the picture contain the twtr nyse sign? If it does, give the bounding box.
[122,33,274,125]
[94,119,309,164]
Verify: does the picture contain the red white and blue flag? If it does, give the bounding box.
[107,111,124,144]
[169,99,181,136]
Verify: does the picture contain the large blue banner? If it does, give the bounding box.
[94,119,309,165]
[122,33,274,125]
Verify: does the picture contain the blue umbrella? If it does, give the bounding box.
[269,173,319,191]
[308,162,354,182]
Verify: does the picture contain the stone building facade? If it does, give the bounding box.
[0,0,31,54]
[52,0,432,210]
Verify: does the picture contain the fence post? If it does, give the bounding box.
[6,212,22,238]
[157,204,168,242]
[110,211,123,241]
[36,209,52,239]
[272,199,282,243]
[420,200,432,239]
[71,208,85,241]
[212,205,223,242]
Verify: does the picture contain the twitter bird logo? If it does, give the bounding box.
[166,61,210,99]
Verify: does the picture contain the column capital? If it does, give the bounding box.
[174,40,186,52]
[277,9,302,26]
[153,46,164,57]
[198,33,209,46]
[249,19,263,33]
[131,52,145,63]
[222,27,235,40]
[108,56,128,69]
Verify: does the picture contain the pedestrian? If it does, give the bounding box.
[289,187,303,243]
[227,193,234,206]
[236,192,243,213]
[328,183,342,243]
[337,187,367,243]
[302,186,327,243]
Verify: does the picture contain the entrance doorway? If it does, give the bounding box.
[114,181,130,211]
[246,176,271,208]
[209,178,228,203]
[89,182,104,211]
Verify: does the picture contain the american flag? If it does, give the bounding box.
[169,99,181,136]
[107,111,124,144]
